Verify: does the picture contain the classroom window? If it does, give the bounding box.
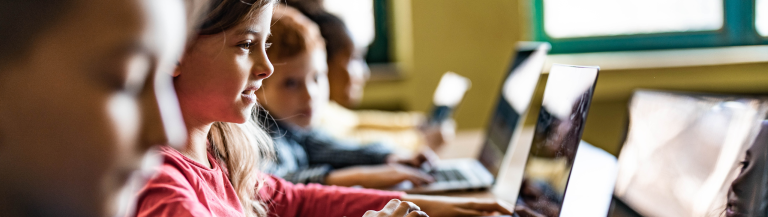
[544,0,722,38]
[323,0,391,63]
[756,0,768,36]
[323,0,376,51]
[531,0,767,53]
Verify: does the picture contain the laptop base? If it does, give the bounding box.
[389,158,494,194]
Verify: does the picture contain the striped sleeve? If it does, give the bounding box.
[281,164,333,184]
[302,131,392,168]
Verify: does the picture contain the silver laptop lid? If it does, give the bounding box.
[477,42,550,177]
[513,64,600,217]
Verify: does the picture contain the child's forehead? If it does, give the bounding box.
[232,5,275,34]
[272,49,326,77]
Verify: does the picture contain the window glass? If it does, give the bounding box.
[323,0,375,50]
[757,0,768,36]
[543,0,723,38]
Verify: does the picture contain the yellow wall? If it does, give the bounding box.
[363,0,523,126]
[361,0,768,156]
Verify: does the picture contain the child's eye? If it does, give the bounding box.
[284,79,299,89]
[237,42,253,51]
[740,160,750,172]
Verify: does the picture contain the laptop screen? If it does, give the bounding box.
[516,64,599,217]
[478,42,549,177]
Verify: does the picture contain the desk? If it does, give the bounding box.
[435,129,485,159]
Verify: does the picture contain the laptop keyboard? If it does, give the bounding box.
[431,169,468,182]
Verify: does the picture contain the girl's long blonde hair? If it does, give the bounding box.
[197,0,277,216]
[208,108,273,217]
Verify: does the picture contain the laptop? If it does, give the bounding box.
[495,64,603,217]
[391,42,551,193]
[611,91,768,217]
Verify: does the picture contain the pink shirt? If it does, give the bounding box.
[135,146,403,217]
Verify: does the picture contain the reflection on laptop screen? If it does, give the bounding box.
[479,42,549,177]
[516,64,598,217]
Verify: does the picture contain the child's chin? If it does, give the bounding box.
[233,107,256,123]
[227,114,249,124]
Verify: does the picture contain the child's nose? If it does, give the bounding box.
[251,52,273,79]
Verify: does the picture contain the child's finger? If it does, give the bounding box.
[401,168,434,186]
[406,210,429,217]
[381,199,403,213]
[392,201,420,216]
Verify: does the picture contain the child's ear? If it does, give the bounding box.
[174,41,195,77]
[173,62,181,77]
[173,65,181,78]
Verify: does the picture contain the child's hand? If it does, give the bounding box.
[387,148,440,169]
[325,164,434,189]
[363,199,429,217]
[400,194,514,217]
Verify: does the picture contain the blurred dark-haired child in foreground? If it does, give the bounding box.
[0,0,202,216]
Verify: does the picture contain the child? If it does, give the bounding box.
[258,5,433,189]
[135,1,514,216]
[285,0,453,153]
[0,0,199,216]
[725,120,768,217]
[285,0,367,109]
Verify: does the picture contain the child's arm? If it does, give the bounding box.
[302,131,392,168]
[259,175,516,217]
[260,174,405,217]
[324,164,433,188]
[279,164,333,184]
[270,157,433,188]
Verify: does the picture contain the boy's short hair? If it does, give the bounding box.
[268,5,325,61]
[308,12,354,62]
[284,0,354,62]
[283,0,323,16]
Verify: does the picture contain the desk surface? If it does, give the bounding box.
[435,129,485,159]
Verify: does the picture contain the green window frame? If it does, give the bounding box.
[366,0,391,63]
[531,0,768,54]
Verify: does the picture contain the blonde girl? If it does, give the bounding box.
[135,1,515,216]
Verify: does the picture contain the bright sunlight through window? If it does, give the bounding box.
[756,0,768,36]
[323,0,375,49]
[543,0,723,38]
